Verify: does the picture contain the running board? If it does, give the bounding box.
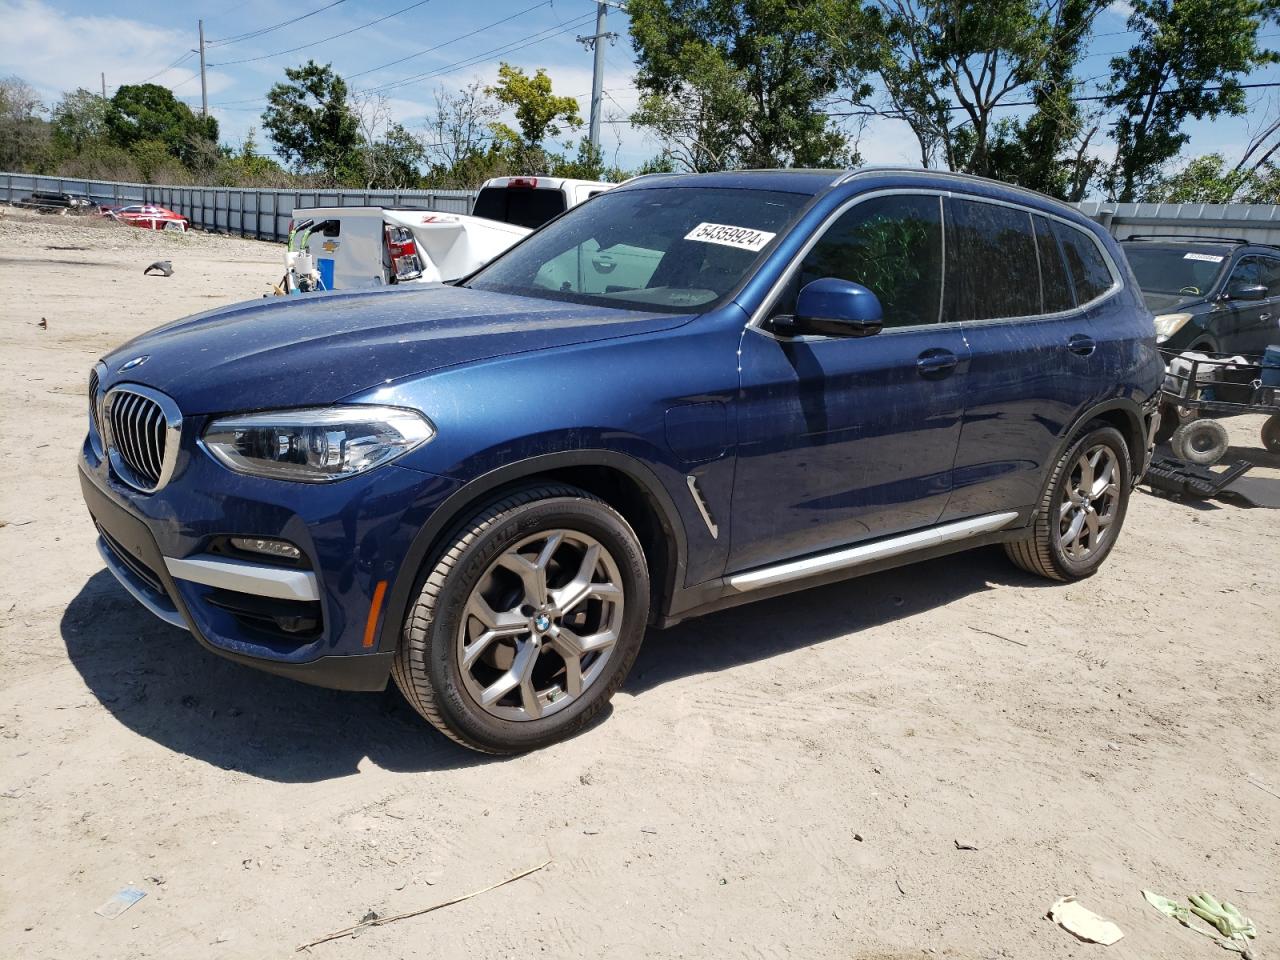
[726,512,1019,593]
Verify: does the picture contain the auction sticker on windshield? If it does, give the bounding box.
[685,222,777,252]
[1184,252,1225,263]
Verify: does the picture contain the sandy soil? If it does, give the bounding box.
[0,205,1277,960]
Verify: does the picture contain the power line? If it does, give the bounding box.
[363,13,595,95]
[134,50,196,86]
[209,3,578,107]
[346,0,552,79]
[209,0,435,66]
[207,0,351,47]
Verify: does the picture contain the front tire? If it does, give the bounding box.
[392,484,649,754]
[1004,424,1132,582]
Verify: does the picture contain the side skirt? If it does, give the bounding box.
[659,511,1027,627]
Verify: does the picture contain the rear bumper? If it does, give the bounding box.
[78,445,457,691]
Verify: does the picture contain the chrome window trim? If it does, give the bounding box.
[745,187,1124,342]
[102,383,183,494]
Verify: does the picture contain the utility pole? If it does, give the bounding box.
[100,72,106,99]
[577,2,618,154]
[198,19,208,119]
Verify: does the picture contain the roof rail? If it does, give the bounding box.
[1122,233,1252,245]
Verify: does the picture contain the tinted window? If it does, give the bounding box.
[1053,221,1113,304]
[946,198,1040,321]
[1260,257,1280,297]
[778,195,943,328]
[1228,256,1262,292]
[472,187,567,229]
[468,187,807,312]
[1122,244,1227,298]
[1034,215,1075,312]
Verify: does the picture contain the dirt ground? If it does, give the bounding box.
[0,205,1277,960]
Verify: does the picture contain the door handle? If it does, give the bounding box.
[1260,312,1272,322]
[591,255,616,274]
[1068,334,1096,356]
[916,348,958,378]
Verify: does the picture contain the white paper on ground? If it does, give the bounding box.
[1048,895,1124,945]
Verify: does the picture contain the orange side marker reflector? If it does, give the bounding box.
[363,580,389,648]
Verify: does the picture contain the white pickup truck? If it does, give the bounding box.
[285,176,614,293]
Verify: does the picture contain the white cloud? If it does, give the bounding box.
[0,0,235,101]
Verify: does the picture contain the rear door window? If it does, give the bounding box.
[1034,215,1075,312]
[777,194,944,328]
[946,198,1041,321]
[1260,257,1280,297]
[1052,221,1114,305]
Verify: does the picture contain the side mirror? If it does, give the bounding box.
[1228,282,1268,301]
[777,278,884,337]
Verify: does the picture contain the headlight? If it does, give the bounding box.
[202,406,434,482]
[1153,312,1193,343]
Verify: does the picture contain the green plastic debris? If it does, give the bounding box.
[1143,889,1257,954]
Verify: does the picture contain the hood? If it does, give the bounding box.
[1141,290,1199,314]
[101,284,692,414]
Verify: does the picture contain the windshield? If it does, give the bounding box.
[466,186,810,313]
[1122,244,1229,298]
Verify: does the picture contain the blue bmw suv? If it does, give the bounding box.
[80,169,1162,753]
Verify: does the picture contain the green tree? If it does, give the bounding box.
[629,0,872,170]
[363,123,425,188]
[107,83,218,168]
[0,75,50,172]
[869,0,1106,177]
[1104,0,1280,202]
[486,64,582,150]
[50,88,109,154]
[262,61,360,183]
[1145,151,1280,203]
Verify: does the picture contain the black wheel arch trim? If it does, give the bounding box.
[376,449,691,654]
[1038,397,1147,508]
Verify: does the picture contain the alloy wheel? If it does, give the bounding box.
[455,530,625,721]
[1057,444,1119,562]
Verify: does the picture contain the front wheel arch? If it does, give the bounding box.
[377,451,688,655]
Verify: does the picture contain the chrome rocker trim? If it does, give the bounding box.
[727,511,1019,593]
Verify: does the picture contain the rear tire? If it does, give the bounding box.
[1170,419,1229,465]
[392,483,649,754]
[1004,424,1132,582]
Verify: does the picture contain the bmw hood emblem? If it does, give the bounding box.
[118,355,150,372]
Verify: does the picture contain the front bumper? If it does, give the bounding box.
[79,434,460,691]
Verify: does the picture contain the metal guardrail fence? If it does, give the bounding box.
[0,172,478,243]
[1075,200,1280,245]
[5,170,1280,245]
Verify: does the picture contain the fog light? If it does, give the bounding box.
[230,537,302,561]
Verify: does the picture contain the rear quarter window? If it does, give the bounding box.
[1053,221,1114,305]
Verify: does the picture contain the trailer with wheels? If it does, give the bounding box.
[1157,347,1280,465]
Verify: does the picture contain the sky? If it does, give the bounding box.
[2,0,1279,179]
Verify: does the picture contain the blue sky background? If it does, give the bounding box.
[2,0,1279,183]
